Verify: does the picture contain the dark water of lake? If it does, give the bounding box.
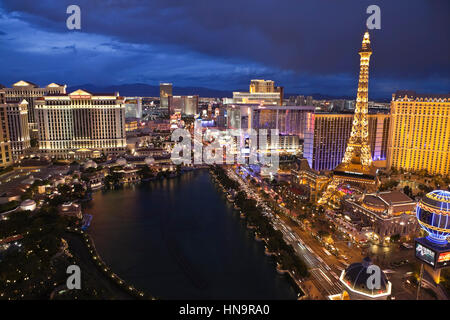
[87,169,298,299]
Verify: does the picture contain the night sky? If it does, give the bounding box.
[0,0,448,98]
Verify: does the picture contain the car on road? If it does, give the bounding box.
[401,242,414,249]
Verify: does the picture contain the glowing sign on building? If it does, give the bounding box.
[415,242,435,267]
[69,89,92,99]
[438,252,450,263]
[437,252,450,268]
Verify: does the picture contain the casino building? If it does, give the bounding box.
[2,81,67,132]
[232,79,284,105]
[0,89,13,167]
[35,89,126,159]
[226,104,314,154]
[159,83,172,110]
[4,100,31,160]
[303,112,390,171]
[169,95,199,115]
[342,190,418,244]
[388,91,450,175]
[227,104,314,138]
[291,158,329,202]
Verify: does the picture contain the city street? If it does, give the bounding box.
[227,166,345,298]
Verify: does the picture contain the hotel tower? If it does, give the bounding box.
[388,91,450,175]
[0,88,13,167]
[35,89,126,159]
[5,99,31,160]
[2,81,67,132]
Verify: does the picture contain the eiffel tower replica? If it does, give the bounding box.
[319,31,377,205]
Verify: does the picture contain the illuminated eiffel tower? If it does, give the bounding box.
[319,31,377,205]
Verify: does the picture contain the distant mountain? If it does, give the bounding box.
[67,83,234,98]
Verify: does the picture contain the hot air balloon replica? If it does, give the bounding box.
[415,190,450,287]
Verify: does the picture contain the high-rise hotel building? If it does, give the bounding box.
[0,88,13,166]
[169,95,199,115]
[304,112,390,172]
[35,89,126,159]
[227,104,314,138]
[227,104,314,153]
[388,91,450,175]
[5,100,31,160]
[2,81,66,132]
[124,97,143,119]
[232,80,284,105]
[160,83,173,110]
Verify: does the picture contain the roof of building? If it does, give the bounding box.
[360,191,415,215]
[290,186,306,196]
[393,90,450,100]
[43,91,119,97]
[13,80,39,88]
[377,191,414,205]
[46,83,66,87]
[341,257,391,298]
[362,195,386,210]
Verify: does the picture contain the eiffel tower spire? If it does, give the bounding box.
[341,30,373,169]
[319,31,377,205]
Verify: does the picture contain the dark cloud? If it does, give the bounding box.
[0,0,448,97]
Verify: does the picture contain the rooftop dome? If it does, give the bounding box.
[416,190,450,245]
[20,199,36,211]
[340,257,391,299]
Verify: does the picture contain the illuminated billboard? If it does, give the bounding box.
[415,242,436,267]
[415,238,450,269]
[437,251,450,269]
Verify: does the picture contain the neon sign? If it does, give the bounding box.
[438,252,450,263]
